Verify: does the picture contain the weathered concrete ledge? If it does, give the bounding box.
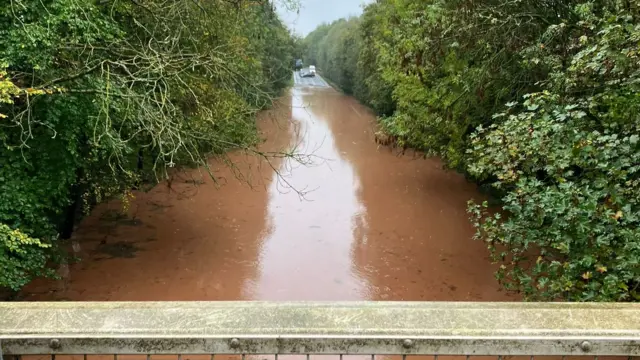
[1,302,640,355]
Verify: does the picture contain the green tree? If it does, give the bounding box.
[0,0,296,290]
[468,0,640,301]
[305,0,640,301]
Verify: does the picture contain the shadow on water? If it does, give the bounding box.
[23,97,294,301]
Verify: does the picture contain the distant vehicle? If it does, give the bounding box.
[302,65,316,77]
[294,59,303,71]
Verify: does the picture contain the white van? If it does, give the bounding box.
[308,65,316,76]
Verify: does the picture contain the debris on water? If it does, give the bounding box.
[95,241,141,259]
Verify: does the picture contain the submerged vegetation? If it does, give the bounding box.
[0,0,297,290]
[305,0,640,301]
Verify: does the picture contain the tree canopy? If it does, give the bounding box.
[305,0,640,301]
[0,0,296,290]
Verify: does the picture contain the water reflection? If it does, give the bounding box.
[252,88,369,300]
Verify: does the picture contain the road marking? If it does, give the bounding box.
[350,105,362,118]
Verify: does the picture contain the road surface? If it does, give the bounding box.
[294,70,330,87]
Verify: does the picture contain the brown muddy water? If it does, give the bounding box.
[23,79,510,302]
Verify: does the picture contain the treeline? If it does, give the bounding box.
[0,0,295,290]
[305,0,640,301]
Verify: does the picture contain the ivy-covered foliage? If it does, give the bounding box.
[0,224,51,290]
[0,0,297,290]
[468,1,640,301]
[305,0,640,301]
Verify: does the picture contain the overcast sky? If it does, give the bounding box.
[277,0,372,37]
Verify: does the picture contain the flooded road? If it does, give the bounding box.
[24,73,509,301]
